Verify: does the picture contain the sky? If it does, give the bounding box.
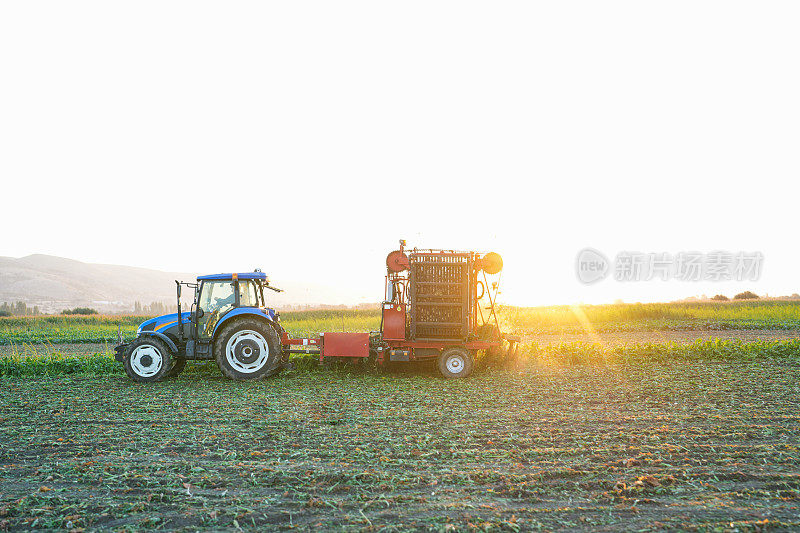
[1,1,798,306]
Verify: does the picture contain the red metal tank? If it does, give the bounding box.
[381,303,405,340]
[321,332,369,358]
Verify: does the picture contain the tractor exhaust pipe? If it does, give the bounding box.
[175,280,184,343]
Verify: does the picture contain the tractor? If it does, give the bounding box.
[115,271,288,382]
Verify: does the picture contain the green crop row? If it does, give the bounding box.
[2,339,797,377]
[501,300,800,334]
[0,310,383,345]
[524,338,800,366]
[3,301,800,346]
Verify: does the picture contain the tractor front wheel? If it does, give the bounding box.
[438,347,474,379]
[215,319,282,381]
[123,337,173,382]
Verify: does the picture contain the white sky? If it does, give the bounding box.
[1,1,798,306]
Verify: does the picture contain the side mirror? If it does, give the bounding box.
[195,308,205,319]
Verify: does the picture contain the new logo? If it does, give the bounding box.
[576,248,609,284]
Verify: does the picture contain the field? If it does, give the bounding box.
[1,301,800,531]
[0,310,381,346]
[502,300,800,334]
[3,301,800,350]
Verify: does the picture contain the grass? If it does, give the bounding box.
[278,309,380,338]
[2,303,800,530]
[4,300,800,346]
[2,339,799,377]
[0,310,382,345]
[0,315,145,345]
[1,359,798,530]
[527,338,800,366]
[502,300,800,334]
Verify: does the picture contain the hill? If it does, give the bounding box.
[0,254,366,314]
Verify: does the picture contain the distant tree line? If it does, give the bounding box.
[733,291,759,300]
[0,301,174,317]
[0,301,41,317]
[61,307,99,315]
[711,291,767,301]
[133,301,171,315]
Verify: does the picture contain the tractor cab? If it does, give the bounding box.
[182,272,281,357]
[193,273,274,339]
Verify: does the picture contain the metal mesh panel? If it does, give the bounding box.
[410,254,469,340]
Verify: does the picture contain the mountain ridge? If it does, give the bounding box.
[0,254,361,313]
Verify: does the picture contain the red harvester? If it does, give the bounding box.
[281,240,518,378]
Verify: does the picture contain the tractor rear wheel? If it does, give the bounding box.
[166,356,187,379]
[214,319,282,381]
[438,347,474,379]
[123,337,173,382]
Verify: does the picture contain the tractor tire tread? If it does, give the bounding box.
[214,318,282,381]
[166,356,187,379]
[123,336,174,383]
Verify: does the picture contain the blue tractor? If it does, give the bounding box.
[115,272,288,382]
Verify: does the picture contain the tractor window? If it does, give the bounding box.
[238,281,259,307]
[198,281,236,338]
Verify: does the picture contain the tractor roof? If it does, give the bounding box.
[197,272,268,281]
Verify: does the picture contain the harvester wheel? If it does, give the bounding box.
[438,347,474,379]
[166,356,187,379]
[123,337,173,382]
[215,319,282,381]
